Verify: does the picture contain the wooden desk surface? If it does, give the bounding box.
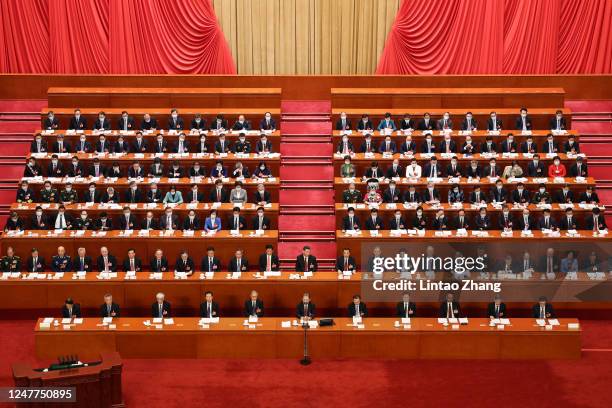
[33,317,581,359]
[334,176,595,187]
[334,152,582,163]
[331,88,566,95]
[48,87,282,95]
[336,229,609,241]
[37,129,281,138]
[332,129,578,139]
[29,152,281,163]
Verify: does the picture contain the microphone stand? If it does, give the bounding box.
[300,317,311,366]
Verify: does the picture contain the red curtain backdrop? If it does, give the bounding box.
[0,0,235,74]
[0,0,49,73]
[109,0,234,74]
[377,0,612,74]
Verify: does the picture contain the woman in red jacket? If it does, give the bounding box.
[548,156,567,177]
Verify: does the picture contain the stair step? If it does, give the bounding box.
[281,137,332,143]
[280,122,332,136]
[280,100,331,115]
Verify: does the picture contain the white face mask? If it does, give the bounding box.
[36,211,42,216]
[52,160,58,165]
[539,188,545,193]
[80,138,86,143]
[265,115,271,120]
[466,115,472,120]
[89,187,95,192]
[210,214,216,219]
[443,115,449,120]
[195,118,201,123]
[342,137,348,142]
[341,115,347,120]
[66,187,72,192]
[81,215,87,219]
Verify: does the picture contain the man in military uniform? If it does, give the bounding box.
[59,182,78,204]
[231,134,252,154]
[531,183,552,204]
[0,246,21,273]
[74,210,94,230]
[40,181,58,203]
[16,181,35,203]
[342,182,362,204]
[51,246,73,273]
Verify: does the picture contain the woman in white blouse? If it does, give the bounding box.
[405,159,422,178]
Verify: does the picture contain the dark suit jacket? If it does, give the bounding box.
[259,118,276,130]
[295,255,318,272]
[200,301,220,318]
[175,258,195,273]
[335,256,356,272]
[258,253,280,272]
[439,301,461,318]
[532,303,555,318]
[30,140,48,153]
[140,118,159,130]
[487,302,507,318]
[515,116,532,130]
[296,302,316,318]
[150,256,169,272]
[228,257,249,272]
[201,256,222,272]
[73,256,93,272]
[348,302,368,317]
[152,301,171,318]
[100,302,121,318]
[132,139,149,153]
[342,215,361,230]
[92,118,111,130]
[168,117,185,130]
[69,116,87,130]
[251,215,270,230]
[122,257,142,272]
[335,118,352,130]
[61,304,82,318]
[43,117,60,129]
[244,299,264,317]
[396,301,416,317]
[119,214,138,230]
[26,256,46,272]
[117,117,135,130]
[96,255,118,272]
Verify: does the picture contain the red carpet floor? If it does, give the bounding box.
[565,100,612,112]
[1,320,612,407]
[0,99,46,112]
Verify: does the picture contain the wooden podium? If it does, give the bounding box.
[12,352,124,408]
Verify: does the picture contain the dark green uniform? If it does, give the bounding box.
[40,188,59,203]
[0,255,21,272]
[60,189,78,204]
[342,189,362,204]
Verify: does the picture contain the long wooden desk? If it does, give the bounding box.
[334,203,601,228]
[332,109,571,130]
[37,129,281,146]
[29,152,281,175]
[34,317,581,359]
[334,153,583,175]
[19,176,280,200]
[4,272,609,317]
[333,177,595,202]
[332,130,579,145]
[11,203,279,229]
[0,230,278,267]
[331,87,566,108]
[47,87,282,108]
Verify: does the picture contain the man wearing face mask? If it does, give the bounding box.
[501,134,517,153]
[532,184,552,204]
[259,112,276,131]
[113,136,129,153]
[154,135,168,154]
[487,111,502,131]
[183,210,201,231]
[52,134,71,153]
[383,181,402,203]
[210,160,227,178]
[336,112,352,130]
[214,134,230,154]
[53,206,73,230]
[173,134,190,154]
[400,135,417,154]
[44,110,60,130]
[59,182,78,205]
[168,109,184,130]
[542,135,559,154]
[30,134,47,153]
[188,162,206,178]
[357,114,373,131]
[460,112,478,131]
[74,210,93,230]
[131,131,148,153]
[86,158,105,178]
[421,135,436,154]
[93,111,111,131]
[417,113,434,131]
[252,207,270,230]
[436,112,453,130]
[550,110,567,131]
[94,135,111,153]
[190,113,207,130]
[75,135,91,153]
[95,212,113,231]
[511,182,531,204]
[232,114,251,131]
[24,157,43,177]
[256,134,273,153]
[527,154,546,177]
[40,181,58,203]
[399,113,414,130]
[125,182,142,204]
[209,179,228,203]
[67,157,83,177]
[117,111,135,131]
[4,212,24,231]
[520,136,537,154]
[69,108,87,130]
[336,135,354,155]
[148,157,164,177]
[140,113,158,131]
[232,134,252,153]
[439,134,456,154]
[515,108,532,131]
[159,207,179,231]
[16,181,34,204]
[128,162,144,179]
[498,205,514,230]
[83,183,100,203]
[141,211,159,230]
[386,159,403,178]
[210,114,228,131]
[31,206,48,229]
[145,184,162,205]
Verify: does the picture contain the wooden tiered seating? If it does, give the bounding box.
[331,87,565,108]
[47,87,281,108]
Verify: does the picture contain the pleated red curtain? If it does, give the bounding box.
[377,0,612,74]
[0,0,236,74]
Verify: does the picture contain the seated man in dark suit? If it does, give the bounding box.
[460,112,477,131]
[252,207,270,231]
[515,107,532,131]
[336,248,357,273]
[569,157,588,177]
[122,248,142,272]
[175,251,195,275]
[348,295,368,318]
[201,247,222,273]
[296,292,316,320]
[365,208,383,230]
[259,112,276,131]
[537,208,558,231]
[542,134,559,154]
[586,207,607,231]
[244,290,264,317]
[487,111,502,131]
[397,292,416,318]
[93,111,111,131]
[232,115,251,131]
[74,135,91,153]
[258,244,280,272]
[520,136,537,154]
[560,208,579,230]
[511,183,531,204]
[100,293,120,318]
[453,209,470,230]
[335,112,351,130]
[295,246,318,272]
[52,135,71,153]
[141,211,159,230]
[439,293,461,318]
[210,114,229,131]
[43,111,60,130]
[152,292,171,318]
[168,109,184,130]
[117,111,135,131]
[61,298,82,318]
[69,109,87,130]
[200,291,220,318]
[51,246,72,272]
[417,113,435,131]
[527,155,546,177]
[532,296,555,319]
[25,248,45,273]
[550,110,567,131]
[357,114,373,131]
[150,249,169,272]
[96,246,118,272]
[360,134,377,154]
[190,113,207,130]
[383,180,402,203]
[474,208,491,230]
[487,294,507,319]
[555,184,574,204]
[564,135,580,154]
[228,249,249,272]
[30,135,47,153]
[73,247,92,272]
[342,207,361,231]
